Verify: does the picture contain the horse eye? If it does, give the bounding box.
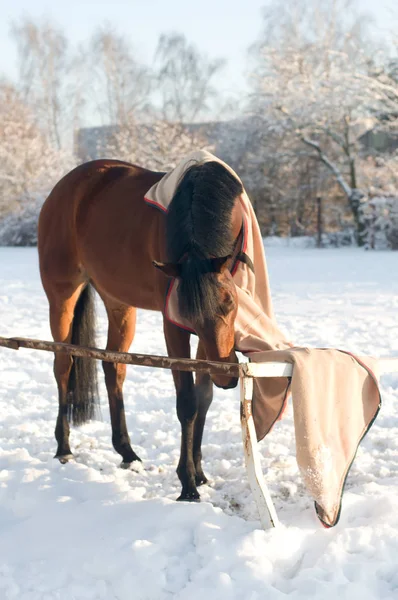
[225,293,234,307]
[220,292,235,315]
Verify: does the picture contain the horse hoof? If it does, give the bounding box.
[120,459,143,472]
[55,454,74,464]
[195,474,208,486]
[177,491,201,502]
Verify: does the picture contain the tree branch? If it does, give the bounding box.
[301,136,352,198]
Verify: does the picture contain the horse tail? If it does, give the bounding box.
[68,283,100,426]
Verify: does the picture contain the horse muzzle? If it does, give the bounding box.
[211,350,239,389]
[213,375,239,390]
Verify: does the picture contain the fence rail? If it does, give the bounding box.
[1,336,397,378]
[0,336,244,377]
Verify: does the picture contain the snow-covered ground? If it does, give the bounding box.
[0,246,397,600]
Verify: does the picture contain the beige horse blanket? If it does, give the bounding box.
[145,150,381,528]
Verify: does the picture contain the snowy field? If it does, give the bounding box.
[0,245,397,600]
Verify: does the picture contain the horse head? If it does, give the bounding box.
[154,254,239,389]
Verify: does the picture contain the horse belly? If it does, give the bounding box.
[90,258,165,311]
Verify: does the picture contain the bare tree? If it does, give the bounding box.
[155,33,225,123]
[89,26,152,125]
[11,18,70,149]
[85,31,225,174]
[67,43,90,138]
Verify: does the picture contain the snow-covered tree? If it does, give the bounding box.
[248,0,398,243]
[101,117,214,171]
[360,195,398,250]
[0,83,75,245]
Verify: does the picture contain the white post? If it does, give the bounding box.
[240,374,280,528]
[379,358,398,375]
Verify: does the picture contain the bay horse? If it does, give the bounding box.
[38,158,245,501]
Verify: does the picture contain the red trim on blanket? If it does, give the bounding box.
[144,196,168,213]
[318,512,333,529]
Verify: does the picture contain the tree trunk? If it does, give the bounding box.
[316,196,323,248]
[348,189,366,246]
[301,137,366,245]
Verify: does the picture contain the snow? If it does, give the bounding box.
[0,246,397,600]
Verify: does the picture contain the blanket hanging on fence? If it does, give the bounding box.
[246,348,381,527]
[144,150,382,528]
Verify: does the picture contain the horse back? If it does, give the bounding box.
[38,159,168,310]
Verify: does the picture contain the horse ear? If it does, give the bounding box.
[152,261,182,278]
[211,255,231,273]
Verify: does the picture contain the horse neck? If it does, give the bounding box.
[191,194,243,261]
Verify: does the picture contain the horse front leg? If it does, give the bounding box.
[193,342,213,486]
[163,318,199,501]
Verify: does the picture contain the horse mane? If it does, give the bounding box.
[166,160,243,324]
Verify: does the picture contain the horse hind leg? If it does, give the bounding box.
[47,281,99,462]
[101,298,141,466]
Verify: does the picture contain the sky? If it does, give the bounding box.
[1,0,397,86]
[0,0,397,120]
